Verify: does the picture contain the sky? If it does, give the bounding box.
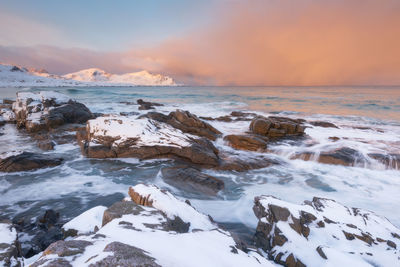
[1,0,400,86]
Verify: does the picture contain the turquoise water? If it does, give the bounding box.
[1,86,400,249]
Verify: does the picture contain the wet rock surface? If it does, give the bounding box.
[309,121,339,128]
[137,99,163,110]
[161,166,224,196]
[292,147,368,167]
[250,116,305,139]
[0,152,63,172]
[12,209,65,258]
[253,196,400,266]
[368,153,400,169]
[224,134,268,151]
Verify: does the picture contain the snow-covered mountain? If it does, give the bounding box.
[63,68,175,86]
[0,63,176,87]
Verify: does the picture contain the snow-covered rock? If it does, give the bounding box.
[30,185,272,267]
[253,195,400,266]
[12,91,92,132]
[62,206,107,236]
[63,68,176,86]
[0,63,177,87]
[0,222,22,266]
[79,115,219,165]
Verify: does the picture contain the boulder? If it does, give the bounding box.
[137,99,163,110]
[30,185,270,267]
[309,121,339,128]
[93,242,161,267]
[368,153,400,169]
[292,147,367,167]
[249,116,305,139]
[12,209,64,258]
[224,134,268,151]
[79,115,219,166]
[0,222,22,267]
[253,196,400,266]
[0,152,63,172]
[161,166,224,196]
[216,152,280,172]
[12,91,92,132]
[142,110,221,141]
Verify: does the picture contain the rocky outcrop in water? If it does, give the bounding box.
[253,195,400,266]
[293,147,367,167]
[137,99,163,110]
[78,115,220,166]
[224,134,268,151]
[12,91,92,132]
[142,110,222,141]
[161,166,224,196]
[250,116,305,138]
[0,152,63,172]
[30,185,269,267]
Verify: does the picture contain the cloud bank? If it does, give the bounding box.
[1,0,400,85]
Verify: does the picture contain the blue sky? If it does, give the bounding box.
[0,0,218,50]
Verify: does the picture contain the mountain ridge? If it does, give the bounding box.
[0,63,177,87]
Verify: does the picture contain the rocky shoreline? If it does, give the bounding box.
[1,91,400,266]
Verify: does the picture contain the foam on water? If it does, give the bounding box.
[1,86,400,233]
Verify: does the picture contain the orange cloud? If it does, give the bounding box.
[1,0,400,86]
[145,0,400,85]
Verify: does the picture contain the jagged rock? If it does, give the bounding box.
[293,147,367,166]
[161,166,224,196]
[11,91,92,132]
[309,121,339,128]
[253,196,400,266]
[141,110,221,141]
[0,222,22,267]
[224,134,268,151]
[250,116,305,139]
[0,152,63,172]
[79,115,219,166]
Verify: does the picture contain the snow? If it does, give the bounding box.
[31,185,274,267]
[132,184,215,231]
[0,63,177,87]
[63,206,107,235]
[257,196,400,266]
[87,115,193,148]
[0,223,17,248]
[63,68,176,86]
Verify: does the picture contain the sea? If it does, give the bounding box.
[1,86,400,242]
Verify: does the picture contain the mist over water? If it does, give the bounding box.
[1,86,400,235]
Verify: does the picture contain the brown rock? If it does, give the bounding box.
[128,187,153,207]
[223,134,268,151]
[0,152,62,172]
[161,166,224,196]
[309,121,339,128]
[250,116,305,139]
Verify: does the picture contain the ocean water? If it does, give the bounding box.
[1,86,400,238]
